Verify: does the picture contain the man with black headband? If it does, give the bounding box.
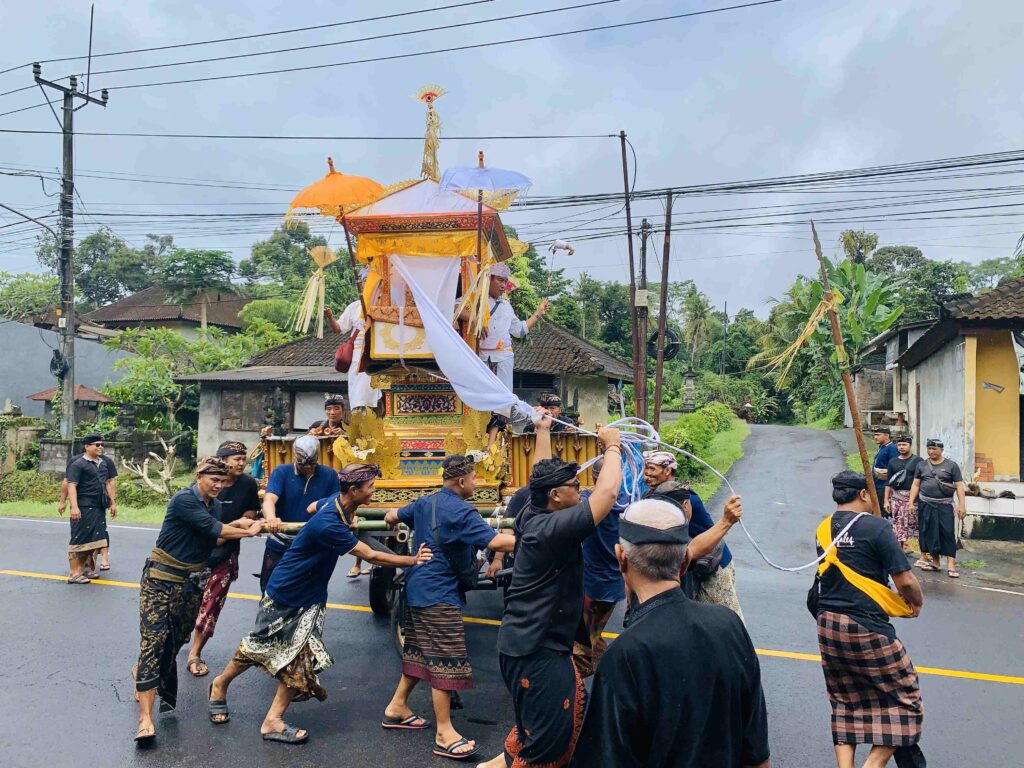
[133,457,262,745]
[186,441,260,678]
[62,433,118,582]
[908,438,966,577]
[209,463,432,745]
[382,455,515,762]
[308,393,346,433]
[572,498,771,768]
[477,426,622,768]
[812,470,924,768]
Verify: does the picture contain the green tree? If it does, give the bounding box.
[238,298,297,335]
[158,248,236,330]
[839,229,879,264]
[866,243,969,321]
[0,271,58,319]
[961,256,1018,292]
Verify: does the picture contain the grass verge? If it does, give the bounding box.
[0,501,166,525]
[692,417,752,500]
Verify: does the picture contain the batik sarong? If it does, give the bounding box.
[693,561,745,621]
[135,570,204,713]
[500,648,586,768]
[817,611,923,747]
[571,597,617,679]
[68,504,107,560]
[401,604,474,690]
[918,496,956,557]
[233,596,332,701]
[194,554,238,638]
[890,489,918,543]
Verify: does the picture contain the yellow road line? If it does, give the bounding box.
[5,568,1023,686]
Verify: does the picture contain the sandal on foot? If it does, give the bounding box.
[100,563,110,571]
[382,713,431,730]
[208,683,230,724]
[347,565,361,578]
[916,562,939,571]
[433,738,480,761]
[67,575,91,584]
[134,725,156,745]
[947,570,960,579]
[188,658,209,677]
[262,724,308,744]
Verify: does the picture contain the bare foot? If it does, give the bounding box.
[477,754,506,768]
[134,719,155,743]
[383,703,415,721]
[436,731,477,757]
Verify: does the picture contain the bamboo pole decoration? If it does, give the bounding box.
[339,210,370,321]
[811,222,881,517]
[260,517,515,534]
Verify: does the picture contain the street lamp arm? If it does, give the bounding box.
[0,201,59,240]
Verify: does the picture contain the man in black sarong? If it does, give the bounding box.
[572,498,771,768]
[478,426,622,768]
[134,457,262,745]
[64,433,117,583]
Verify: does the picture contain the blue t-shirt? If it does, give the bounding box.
[263,463,341,552]
[398,487,497,608]
[266,501,359,607]
[873,442,899,496]
[687,491,733,569]
[580,488,628,603]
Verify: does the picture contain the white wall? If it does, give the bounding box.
[909,337,966,467]
[565,375,613,429]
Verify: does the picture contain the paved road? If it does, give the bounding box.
[0,425,1021,768]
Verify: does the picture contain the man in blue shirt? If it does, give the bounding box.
[258,435,340,594]
[382,455,515,762]
[574,455,628,678]
[871,426,898,518]
[208,463,431,745]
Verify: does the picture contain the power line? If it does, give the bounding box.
[0,127,617,140]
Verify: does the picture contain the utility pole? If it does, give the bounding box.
[652,192,673,430]
[635,218,652,420]
[812,222,881,517]
[34,62,108,441]
[618,131,640,417]
[720,300,728,376]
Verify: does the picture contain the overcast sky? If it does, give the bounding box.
[1,0,1022,314]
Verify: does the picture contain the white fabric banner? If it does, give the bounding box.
[390,255,525,417]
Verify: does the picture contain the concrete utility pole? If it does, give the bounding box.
[652,192,673,430]
[635,218,652,420]
[34,62,108,440]
[618,131,640,417]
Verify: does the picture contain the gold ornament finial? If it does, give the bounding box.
[413,84,446,181]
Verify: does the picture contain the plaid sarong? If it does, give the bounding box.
[401,604,474,690]
[890,489,918,543]
[817,611,923,747]
[194,554,238,638]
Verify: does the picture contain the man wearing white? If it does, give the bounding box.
[479,263,548,390]
[325,299,382,412]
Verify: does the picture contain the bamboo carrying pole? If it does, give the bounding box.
[260,518,516,534]
[811,222,881,516]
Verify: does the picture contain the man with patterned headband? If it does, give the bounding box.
[308,393,347,433]
[382,455,516,762]
[572,498,771,768]
[208,463,432,745]
[478,427,622,768]
[186,441,261,678]
[133,457,262,745]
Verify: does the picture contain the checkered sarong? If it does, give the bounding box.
[817,611,923,747]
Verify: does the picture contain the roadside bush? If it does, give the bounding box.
[115,475,168,507]
[0,469,61,503]
[660,411,715,480]
[696,402,734,433]
[15,441,40,470]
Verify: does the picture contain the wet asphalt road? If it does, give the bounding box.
[0,425,1022,768]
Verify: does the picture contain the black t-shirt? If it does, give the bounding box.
[208,474,260,566]
[814,510,910,639]
[914,458,963,499]
[153,485,225,566]
[498,499,596,657]
[66,454,118,508]
[885,455,921,492]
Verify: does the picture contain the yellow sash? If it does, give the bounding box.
[816,515,913,618]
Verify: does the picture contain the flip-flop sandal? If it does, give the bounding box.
[67,575,91,584]
[188,658,209,677]
[262,724,308,744]
[947,570,961,579]
[347,566,361,578]
[100,564,110,571]
[381,714,431,730]
[134,725,156,745]
[360,566,372,575]
[86,570,100,579]
[915,561,939,571]
[432,738,480,761]
[208,684,230,724]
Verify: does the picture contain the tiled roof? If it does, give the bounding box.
[177,366,346,385]
[27,384,111,402]
[942,275,1024,321]
[247,322,632,380]
[82,286,250,329]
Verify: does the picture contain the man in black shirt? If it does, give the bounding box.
[572,498,770,768]
[883,435,920,554]
[478,425,622,768]
[133,457,261,745]
[813,471,924,768]
[63,433,118,583]
[186,441,261,677]
[308,393,346,433]
[908,438,966,577]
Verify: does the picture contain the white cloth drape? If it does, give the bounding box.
[336,301,381,410]
[390,255,529,417]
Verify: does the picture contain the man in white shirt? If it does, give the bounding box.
[479,263,548,443]
[325,299,382,412]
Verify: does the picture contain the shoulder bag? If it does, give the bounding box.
[431,494,479,594]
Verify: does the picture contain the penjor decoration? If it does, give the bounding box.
[294,245,339,338]
[414,84,446,181]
